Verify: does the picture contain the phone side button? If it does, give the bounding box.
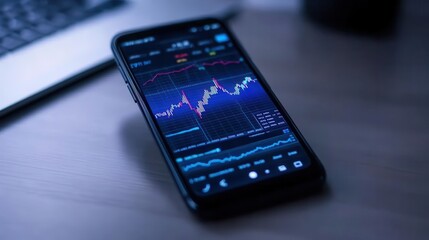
[117,67,128,83]
[126,84,137,103]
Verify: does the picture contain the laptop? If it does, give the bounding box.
[0,0,237,117]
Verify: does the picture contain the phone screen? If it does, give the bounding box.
[119,21,313,196]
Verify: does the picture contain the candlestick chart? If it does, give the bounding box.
[136,54,284,153]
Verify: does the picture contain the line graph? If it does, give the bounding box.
[154,76,257,119]
[181,134,297,172]
[137,49,287,153]
[165,127,200,138]
[176,148,221,162]
[141,54,275,151]
[142,59,242,86]
[122,24,312,194]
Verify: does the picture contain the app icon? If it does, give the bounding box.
[248,171,258,179]
[219,179,228,187]
[287,150,298,156]
[202,183,211,193]
[293,161,303,168]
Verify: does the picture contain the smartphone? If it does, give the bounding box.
[111,18,326,218]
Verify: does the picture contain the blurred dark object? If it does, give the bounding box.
[303,0,401,35]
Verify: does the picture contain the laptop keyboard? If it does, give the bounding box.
[0,0,124,56]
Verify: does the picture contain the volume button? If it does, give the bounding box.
[126,84,137,103]
[118,67,128,83]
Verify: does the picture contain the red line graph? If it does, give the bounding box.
[154,76,257,119]
[142,60,242,86]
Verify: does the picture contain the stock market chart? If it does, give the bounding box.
[120,22,311,195]
[140,55,276,151]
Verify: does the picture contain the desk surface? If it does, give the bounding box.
[1,9,429,240]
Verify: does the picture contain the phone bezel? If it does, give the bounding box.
[111,18,326,213]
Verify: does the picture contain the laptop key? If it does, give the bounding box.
[0,36,26,51]
[6,19,27,31]
[47,13,71,28]
[23,12,45,23]
[17,28,42,42]
[0,47,7,56]
[32,22,56,35]
[0,27,8,38]
[0,0,124,54]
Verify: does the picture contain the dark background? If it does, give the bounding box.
[1,0,428,239]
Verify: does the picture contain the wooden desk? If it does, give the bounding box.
[1,9,428,240]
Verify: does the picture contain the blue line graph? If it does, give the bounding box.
[165,127,200,138]
[176,148,221,163]
[182,135,297,171]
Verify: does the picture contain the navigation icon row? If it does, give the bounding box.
[199,160,304,194]
[201,178,229,193]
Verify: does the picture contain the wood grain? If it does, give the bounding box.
[1,9,428,240]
